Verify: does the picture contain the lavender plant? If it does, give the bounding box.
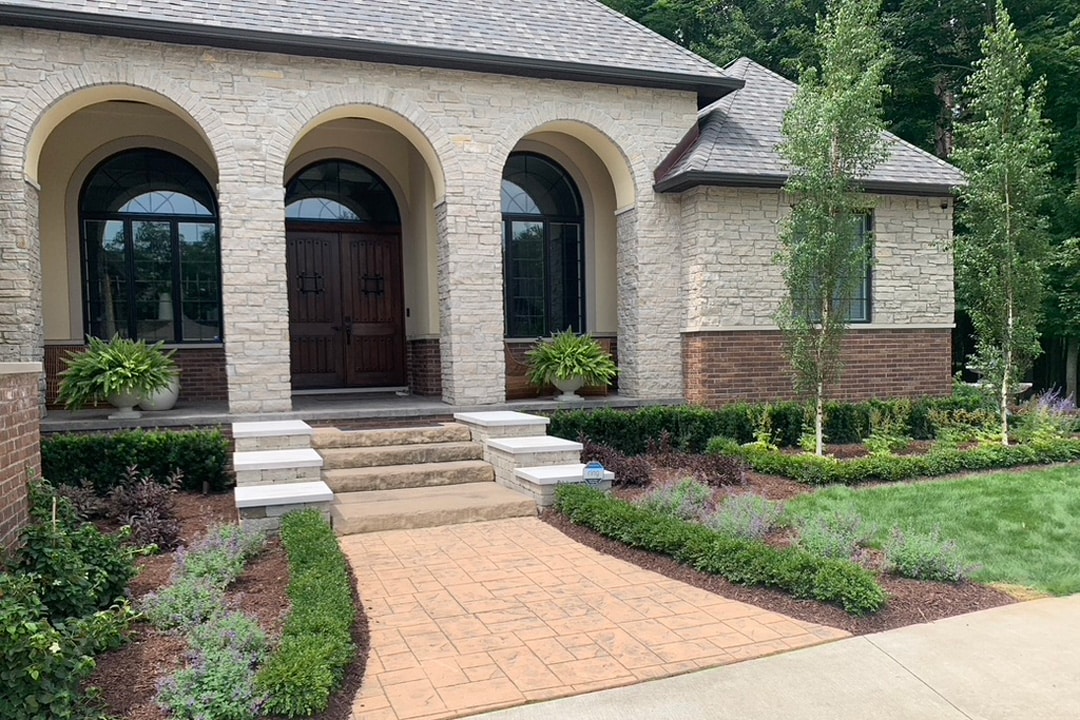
[706,494,785,541]
[883,527,975,582]
[796,509,876,560]
[1013,389,1077,445]
[636,478,714,521]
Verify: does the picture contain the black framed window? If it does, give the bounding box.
[800,213,873,324]
[501,153,585,338]
[80,149,221,343]
[286,160,400,225]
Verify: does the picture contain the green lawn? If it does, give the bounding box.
[784,466,1080,595]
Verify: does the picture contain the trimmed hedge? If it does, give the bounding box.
[554,485,886,615]
[708,436,1080,485]
[547,397,982,455]
[256,511,356,718]
[41,429,230,493]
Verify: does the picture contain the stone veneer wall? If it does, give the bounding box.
[683,329,953,405]
[44,344,227,406]
[406,338,442,397]
[0,365,41,549]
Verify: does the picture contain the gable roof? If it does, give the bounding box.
[0,0,742,102]
[655,57,965,196]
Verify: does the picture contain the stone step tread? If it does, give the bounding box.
[514,463,616,484]
[312,423,471,449]
[318,441,483,469]
[233,420,314,439]
[235,481,332,508]
[322,460,494,492]
[233,447,323,470]
[485,435,584,453]
[331,484,536,535]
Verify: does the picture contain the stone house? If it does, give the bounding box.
[0,0,964,417]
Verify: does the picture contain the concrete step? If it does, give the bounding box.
[312,423,471,449]
[319,441,482,469]
[331,484,536,535]
[322,460,494,493]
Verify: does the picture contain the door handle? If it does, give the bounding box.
[343,317,353,345]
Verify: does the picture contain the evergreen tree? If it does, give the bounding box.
[776,0,890,456]
[953,0,1054,443]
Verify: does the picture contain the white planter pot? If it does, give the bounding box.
[106,390,142,419]
[552,376,585,402]
[139,376,181,411]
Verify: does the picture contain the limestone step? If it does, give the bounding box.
[233,420,314,452]
[330,484,536,535]
[319,441,483,469]
[322,460,494,493]
[312,423,471,449]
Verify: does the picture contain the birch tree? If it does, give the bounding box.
[953,0,1054,444]
[776,0,890,455]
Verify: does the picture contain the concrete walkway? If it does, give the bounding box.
[469,594,1080,720]
[340,518,848,720]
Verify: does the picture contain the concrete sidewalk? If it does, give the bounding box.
[468,594,1080,720]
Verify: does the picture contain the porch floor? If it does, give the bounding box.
[41,392,681,434]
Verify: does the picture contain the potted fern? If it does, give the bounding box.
[525,329,618,401]
[57,335,178,418]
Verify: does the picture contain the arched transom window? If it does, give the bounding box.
[501,152,584,338]
[80,148,221,343]
[286,160,401,226]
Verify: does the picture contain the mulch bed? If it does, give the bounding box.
[89,492,370,720]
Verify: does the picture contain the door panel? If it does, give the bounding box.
[287,232,346,388]
[343,232,406,386]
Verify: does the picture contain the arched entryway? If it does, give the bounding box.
[284,160,406,390]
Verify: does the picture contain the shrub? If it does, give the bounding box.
[637,478,714,521]
[105,467,183,549]
[142,576,228,632]
[883,528,974,582]
[1013,389,1076,445]
[41,429,230,493]
[257,511,356,717]
[706,494,784,542]
[796,510,876,560]
[0,574,136,720]
[581,438,652,487]
[555,485,886,615]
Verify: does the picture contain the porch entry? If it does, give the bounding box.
[285,160,406,390]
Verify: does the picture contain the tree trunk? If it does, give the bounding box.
[1067,337,1078,403]
[816,382,824,457]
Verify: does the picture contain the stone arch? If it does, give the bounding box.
[271,87,458,204]
[4,62,235,185]
[491,106,641,212]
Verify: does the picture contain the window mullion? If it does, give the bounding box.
[171,221,183,343]
[124,220,138,340]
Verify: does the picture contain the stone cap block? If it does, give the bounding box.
[0,362,43,375]
[235,481,333,508]
[233,448,323,471]
[514,464,615,485]
[485,436,582,453]
[453,411,549,427]
[232,420,314,438]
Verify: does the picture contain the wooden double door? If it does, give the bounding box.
[286,228,406,389]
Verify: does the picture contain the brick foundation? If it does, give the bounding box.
[683,329,952,406]
[0,368,41,549]
[406,339,442,397]
[505,337,618,400]
[45,344,228,406]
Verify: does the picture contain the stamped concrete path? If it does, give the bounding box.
[339,517,848,720]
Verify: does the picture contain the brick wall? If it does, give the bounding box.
[406,339,442,397]
[45,344,227,406]
[683,329,952,406]
[0,367,41,550]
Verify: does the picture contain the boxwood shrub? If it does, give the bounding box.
[554,485,886,615]
[41,429,230,493]
[547,396,983,455]
[708,436,1080,485]
[256,510,357,717]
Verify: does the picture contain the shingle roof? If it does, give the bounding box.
[655,57,965,195]
[0,0,740,99]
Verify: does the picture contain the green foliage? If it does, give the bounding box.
[883,528,974,582]
[42,429,230,493]
[256,511,356,717]
[705,494,785,542]
[954,1,1055,443]
[525,329,618,387]
[142,577,227,632]
[711,435,1080,485]
[927,406,1001,447]
[56,334,177,410]
[1012,389,1076,444]
[795,509,876,560]
[864,400,912,457]
[636,478,714,521]
[555,485,886,615]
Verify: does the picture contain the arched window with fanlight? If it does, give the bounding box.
[285,160,401,226]
[80,148,221,343]
[501,152,585,338]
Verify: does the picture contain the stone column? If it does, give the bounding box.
[616,197,685,399]
[0,171,43,364]
[436,195,506,405]
[218,179,292,413]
